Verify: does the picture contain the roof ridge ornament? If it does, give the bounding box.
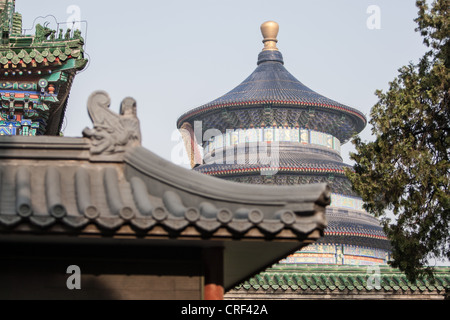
[82,91,141,159]
[261,21,279,51]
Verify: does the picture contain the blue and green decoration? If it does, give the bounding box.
[0,0,87,136]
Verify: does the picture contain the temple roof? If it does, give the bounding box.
[178,50,366,128]
[194,142,354,188]
[0,1,87,136]
[0,45,86,69]
[227,265,450,299]
[177,22,367,142]
[195,152,351,178]
[323,211,389,250]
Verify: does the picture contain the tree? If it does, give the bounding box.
[346,0,449,281]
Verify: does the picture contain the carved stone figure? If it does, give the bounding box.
[64,28,71,40]
[82,91,141,156]
[73,29,84,43]
[34,22,52,42]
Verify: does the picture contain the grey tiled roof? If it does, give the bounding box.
[0,136,330,240]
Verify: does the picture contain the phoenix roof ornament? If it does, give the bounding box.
[83,90,141,157]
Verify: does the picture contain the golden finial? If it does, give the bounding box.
[261,21,279,51]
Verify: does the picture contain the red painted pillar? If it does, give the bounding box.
[203,247,224,300]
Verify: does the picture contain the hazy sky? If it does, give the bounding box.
[16,0,426,166]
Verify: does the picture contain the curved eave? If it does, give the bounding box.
[177,99,367,132]
[0,56,87,73]
[0,40,87,72]
[197,166,349,177]
[125,146,332,207]
[324,231,388,241]
[194,159,354,178]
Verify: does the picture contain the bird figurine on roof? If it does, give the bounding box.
[83,91,141,155]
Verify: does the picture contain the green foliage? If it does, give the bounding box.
[346,0,449,281]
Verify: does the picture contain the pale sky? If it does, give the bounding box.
[16,0,426,165]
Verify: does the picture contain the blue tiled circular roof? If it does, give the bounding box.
[177,50,367,134]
